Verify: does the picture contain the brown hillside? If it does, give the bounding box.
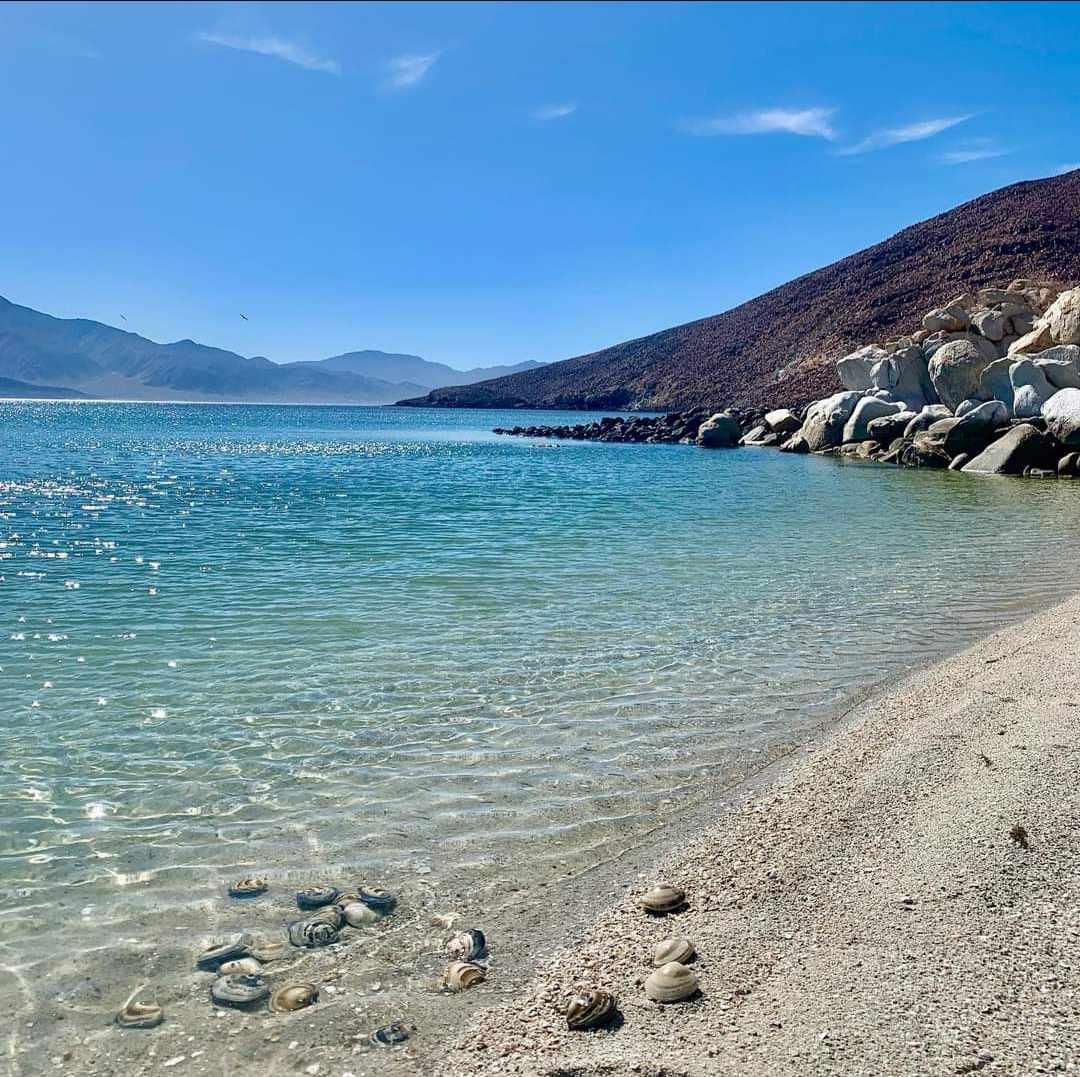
[401,169,1080,412]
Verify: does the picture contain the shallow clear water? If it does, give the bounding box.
[3,401,1080,1016]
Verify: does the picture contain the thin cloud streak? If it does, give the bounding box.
[198,31,340,74]
[532,103,578,121]
[383,53,439,90]
[838,115,972,156]
[939,141,1010,165]
[680,107,837,140]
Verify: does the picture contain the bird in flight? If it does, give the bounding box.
[239,313,249,321]
[119,314,127,321]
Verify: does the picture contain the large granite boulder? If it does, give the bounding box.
[1032,345,1080,390]
[939,401,1010,458]
[868,345,935,409]
[843,397,903,443]
[1042,388,1080,448]
[798,391,862,451]
[922,297,970,333]
[836,346,889,391]
[696,412,741,448]
[971,308,1007,342]
[1009,323,1055,355]
[978,357,1015,410]
[904,404,953,437]
[1042,287,1080,345]
[867,410,917,445]
[961,424,1058,476]
[928,339,994,411]
[763,408,802,435]
[1010,358,1055,419]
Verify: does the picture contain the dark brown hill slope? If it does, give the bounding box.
[401,170,1080,412]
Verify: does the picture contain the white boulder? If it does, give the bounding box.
[1010,358,1055,419]
[1032,345,1080,390]
[928,339,994,411]
[836,345,889,391]
[1042,287,1080,345]
[1042,388,1080,447]
[843,397,903,443]
[696,412,741,448]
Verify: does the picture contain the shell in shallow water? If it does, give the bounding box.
[446,929,487,961]
[644,962,699,1003]
[369,1021,414,1046]
[210,973,270,1009]
[358,886,397,913]
[652,937,695,966]
[227,876,267,898]
[565,989,617,1031]
[196,933,253,972]
[638,885,686,915]
[218,957,262,976]
[115,986,163,1030]
[268,982,319,1014]
[296,886,339,910]
[341,902,380,928]
[288,918,340,949]
[443,961,485,991]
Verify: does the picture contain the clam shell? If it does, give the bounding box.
[446,929,487,961]
[196,932,253,971]
[639,884,686,915]
[210,973,270,1009]
[644,961,699,1003]
[115,986,163,1030]
[307,904,345,930]
[248,940,286,963]
[341,901,380,928]
[268,982,319,1014]
[288,918,340,949]
[358,886,397,913]
[296,886,339,910]
[652,937,695,966]
[218,957,262,976]
[443,960,485,991]
[227,876,267,898]
[334,891,361,908]
[565,989,617,1031]
[369,1021,413,1046]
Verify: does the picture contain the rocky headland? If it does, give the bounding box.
[496,280,1080,479]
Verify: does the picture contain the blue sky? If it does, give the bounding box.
[1,2,1077,369]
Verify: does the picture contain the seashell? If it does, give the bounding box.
[227,876,267,898]
[248,939,286,963]
[115,984,163,1030]
[443,960,485,992]
[644,961,700,1003]
[218,957,262,976]
[565,988,617,1031]
[639,885,686,915]
[652,937,695,967]
[307,904,345,930]
[333,891,360,908]
[268,982,319,1014]
[358,886,397,913]
[369,1021,414,1046]
[341,902,380,928]
[296,886,339,910]
[288,918,340,949]
[210,973,270,1009]
[446,929,487,961]
[196,932,253,971]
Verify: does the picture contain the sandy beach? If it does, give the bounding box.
[442,591,1080,1076]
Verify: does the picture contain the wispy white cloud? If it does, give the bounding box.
[198,31,340,74]
[838,115,971,156]
[1053,162,1080,175]
[532,103,578,121]
[938,139,1010,165]
[680,107,837,140]
[383,52,439,91]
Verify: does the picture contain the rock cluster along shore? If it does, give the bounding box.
[495,280,1080,478]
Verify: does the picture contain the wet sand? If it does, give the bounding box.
[11,594,1080,1077]
[443,592,1080,1076]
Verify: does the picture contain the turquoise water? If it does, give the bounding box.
[4,401,1080,1019]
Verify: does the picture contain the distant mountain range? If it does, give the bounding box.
[402,169,1080,412]
[0,294,543,404]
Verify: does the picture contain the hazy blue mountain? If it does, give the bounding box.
[291,350,545,388]
[0,375,89,399]
[0,296,458,403]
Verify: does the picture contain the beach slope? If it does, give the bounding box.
[447,593,1080,1076]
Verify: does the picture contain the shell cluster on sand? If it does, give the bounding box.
[442,926,491,991]
[638,884,687,915]
[652,936,695,966]
[644,961,700,1003]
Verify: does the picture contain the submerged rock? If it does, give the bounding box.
[961,424,1058,475]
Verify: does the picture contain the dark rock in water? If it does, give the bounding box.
[1058,451,1080,476]
[867,410,917,445]
[900,430,951,468]
[1027,467,1057,478]
[961,424,1058,475]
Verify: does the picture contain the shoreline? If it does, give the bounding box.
[440,590,1080,1076]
